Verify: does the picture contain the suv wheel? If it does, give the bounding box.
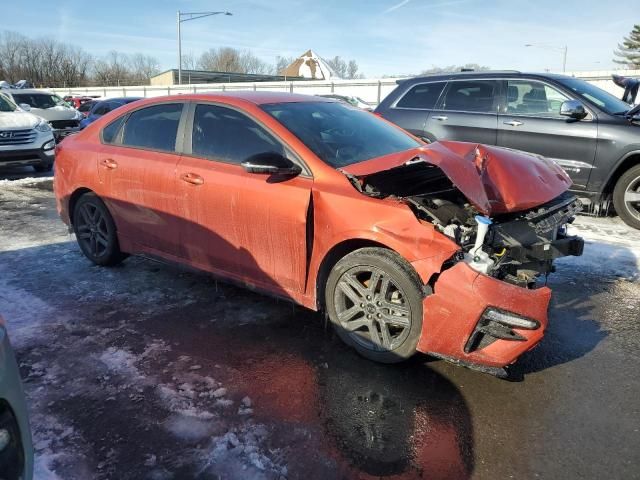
[325,247,426,363]
[33,162,52,173]
[613,164,640,229]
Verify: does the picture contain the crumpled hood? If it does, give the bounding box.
[0,111,40,130]
[28,105,77,121]
[341,141,572,215]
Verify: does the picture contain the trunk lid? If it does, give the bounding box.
[341,141,572,215]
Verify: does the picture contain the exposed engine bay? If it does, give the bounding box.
[344,159,584,289]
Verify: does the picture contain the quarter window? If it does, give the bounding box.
[441,80,498,113]
[192,104,284,164]
[396,82,446,109]
[102,117,125,144]
[121,103,183,152]
[505,80,569,117]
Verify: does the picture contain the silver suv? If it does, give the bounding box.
[1,89,82,141]
[0,92,55,172]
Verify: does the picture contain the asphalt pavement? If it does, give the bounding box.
[0,172,638,480]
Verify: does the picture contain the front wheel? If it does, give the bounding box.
[33,162,53,173]
[72,193,127,266]
[325,248,426,363]
[613,164,640,230]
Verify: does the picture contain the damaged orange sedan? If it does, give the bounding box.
[54,92,583,377]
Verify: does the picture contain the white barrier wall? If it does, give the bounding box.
[47,70,640,106]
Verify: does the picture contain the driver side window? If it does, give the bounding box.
[505,80,569,117]
[192,104,284,164]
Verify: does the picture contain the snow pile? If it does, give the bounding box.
[200,422,288,479]
[564,216,640,281]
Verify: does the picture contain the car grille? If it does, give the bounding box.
[0,129,36,146]
[50,119,79,129]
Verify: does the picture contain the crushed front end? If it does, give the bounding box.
[341,142,585,375]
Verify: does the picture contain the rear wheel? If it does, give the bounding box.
[72,193,127,266]
[325,248,425,363]
[613,164,640,230]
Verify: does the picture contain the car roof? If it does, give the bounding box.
[170,91,336,105]
[400,70,580,84]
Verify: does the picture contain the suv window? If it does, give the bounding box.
[441,80,497,113]
[396,82,446,109]
[192,104,283,164]
[506,80,569,117]
[93,103,111,116]
[121,103,183,152]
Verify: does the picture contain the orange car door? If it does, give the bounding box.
[178,103,312,297]
[97,102,186,257]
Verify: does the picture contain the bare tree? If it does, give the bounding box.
[274,55,294,75]
[325,56,363,79]
[181,52,198,71]
[128,53,161,84]
[198,47,271,74]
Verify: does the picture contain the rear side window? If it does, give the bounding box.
[102,117,125,144]
[121,103,183,152]
[441,80,498,113]
[396,82,446,109]
[192,104,283,164]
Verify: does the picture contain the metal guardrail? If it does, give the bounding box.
[46,70,640,105]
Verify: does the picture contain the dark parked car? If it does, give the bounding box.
[375,71,640,229]
[79,97,142,129]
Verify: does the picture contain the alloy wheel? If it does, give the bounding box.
[75,202,110,258]
[624,174,640,221]
[333,266,412,352]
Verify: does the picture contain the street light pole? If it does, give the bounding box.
[177,10,233,85]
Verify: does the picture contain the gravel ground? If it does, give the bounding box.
[0,170,639,480]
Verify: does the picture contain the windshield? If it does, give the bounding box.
[261,101,420,167]
[12,93,67,110]
[0,93,17,112]
[557,77,631,114]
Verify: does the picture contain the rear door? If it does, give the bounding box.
[424,79,499,144]
[379,81,447,140]
[97,102,186,256]
[497,78,597,189]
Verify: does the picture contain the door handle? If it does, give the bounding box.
[100,158,118,169]
[503,120,524,127]
[180,172,204,185]
[432,115,448,121]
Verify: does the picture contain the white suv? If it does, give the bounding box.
[0,92,55,172]
[1,89,82,142]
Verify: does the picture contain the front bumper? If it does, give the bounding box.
[0,323,34,480]
[52,127,80,141]
[417,262,551,369]
[0,137,55,167]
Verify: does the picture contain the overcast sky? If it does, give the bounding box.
[1,0,638,76]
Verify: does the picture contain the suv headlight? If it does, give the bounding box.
[73,110,83,120]
[35,119,51,132]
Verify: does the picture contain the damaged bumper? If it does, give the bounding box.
[416,262,551,369]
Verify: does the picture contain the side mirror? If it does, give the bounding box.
[560,100,587,120]
[241,152,302,176]
[19,103,31,112]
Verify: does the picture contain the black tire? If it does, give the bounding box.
[613,164,640,230]
[33,162,53,173]
[325,247,426,363]
[72,192,127,266]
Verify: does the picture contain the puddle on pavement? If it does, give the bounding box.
[140,306,475,479]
